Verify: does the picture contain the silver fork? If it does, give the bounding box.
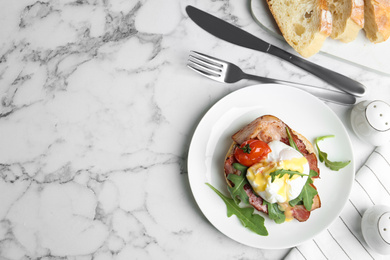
[187,51,356,105]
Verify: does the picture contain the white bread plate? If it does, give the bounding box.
[250,0,390,76]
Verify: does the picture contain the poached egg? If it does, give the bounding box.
[246,140,309,206]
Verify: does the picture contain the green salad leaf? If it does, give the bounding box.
[289,170,318,211]
[206,183,268,236]
[227,173,250,206]
[269,169,309,182]
[264,201,286,224]
[315,135,351,171]
[232,163,248,174]
[286,127,300,153]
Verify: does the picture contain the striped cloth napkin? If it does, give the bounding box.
[285,145,390,260]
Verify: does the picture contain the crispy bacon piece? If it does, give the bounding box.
[292,194,321,222]
[291,205,311,222]
[224,153,237,177]
[224,153,239,187]
[291,184,321,222]
[232,115,287,145]
[306,153,320,178]
[243,184,268,213]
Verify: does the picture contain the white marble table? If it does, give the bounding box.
[1,1,389,259]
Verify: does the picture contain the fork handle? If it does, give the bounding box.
[243,73,357,105]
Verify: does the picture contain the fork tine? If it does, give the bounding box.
[187,51,228,83]
[189,51,225,68]
[187,61,223,82]
[187,59,222,77]
[188,54,222,73]
[187,51,225,82]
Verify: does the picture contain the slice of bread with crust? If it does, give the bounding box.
[328,0,364,42]
[364,0,390,43]
[265,0,332,57]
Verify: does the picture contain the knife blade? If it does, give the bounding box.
[186,5,367,97]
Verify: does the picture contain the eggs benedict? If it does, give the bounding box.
[224,115,321,223]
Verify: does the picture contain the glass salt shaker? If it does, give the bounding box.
[350,100,390,146]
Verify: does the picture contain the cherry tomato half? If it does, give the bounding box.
[234,139,271,167]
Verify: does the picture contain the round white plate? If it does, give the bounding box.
[187,84,355,249]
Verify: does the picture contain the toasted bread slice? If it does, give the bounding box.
[364,0,390,43]
[328,0,364,42]
[266,0,332,57]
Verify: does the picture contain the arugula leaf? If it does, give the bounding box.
[289,170,318,210]
[300,182,317,211]
[206,183,268,236]
[269,169,309,182]
[308,168,319,178]
[227,173,250,206]
[315,135,351,171]
[288,196,301,208]
[232,163,248,174]
[264,201,286,224]
[286,127,300,152]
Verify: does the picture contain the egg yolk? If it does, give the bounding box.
[246,156,308,202]
[246,161,276,193]
[280,157,307,174]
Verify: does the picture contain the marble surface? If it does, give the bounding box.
[0,0,389,259]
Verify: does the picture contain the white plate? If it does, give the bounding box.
[187,84,355,249]
[250,0,390,76]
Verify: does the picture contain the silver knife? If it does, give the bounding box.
[186,5,367,97]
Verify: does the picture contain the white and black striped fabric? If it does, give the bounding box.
[285,145,390,260]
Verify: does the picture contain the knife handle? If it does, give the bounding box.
[267,45,366,97]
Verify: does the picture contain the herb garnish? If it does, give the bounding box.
[206,183,268,236]
[315,135,351,171]
[240,144,251,154]
[232,163,248,173]
[286,127,300,153]
[227,172,250,205]
[264,201,286,224]
[269,169,309,182]
[289,170,318,211]
[205,163,269,236]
